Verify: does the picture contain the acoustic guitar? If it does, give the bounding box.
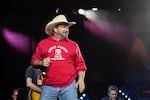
[28,90,40,100]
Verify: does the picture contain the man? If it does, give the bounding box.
[8,88,19,100]
[31,14,87,100]
[8,88,28,100]
[100,85,123,100]
[25,65,44,100]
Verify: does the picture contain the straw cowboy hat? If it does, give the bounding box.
[45,14,76,35]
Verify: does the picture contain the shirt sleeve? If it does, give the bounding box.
[25,67,34,78]
[75,44,87,72]
[31,42,43,65]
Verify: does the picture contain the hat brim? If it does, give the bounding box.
[45,22,76,36]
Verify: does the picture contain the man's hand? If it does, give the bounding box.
[42,57,51,67]
[76,80,85,93]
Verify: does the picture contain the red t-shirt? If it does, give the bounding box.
[31,36,87,87]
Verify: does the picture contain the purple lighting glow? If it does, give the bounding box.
[84,20,130,49]
[2,27,35,55]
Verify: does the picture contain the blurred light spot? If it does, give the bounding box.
[2,27,35,55]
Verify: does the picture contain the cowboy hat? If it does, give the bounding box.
[45,14,76,35]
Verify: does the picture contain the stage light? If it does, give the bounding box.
[82,93,86,97]
[78,9,85,15]
[122,92,125,95]
[125,95,128,98]
[55,8,59,13]
[80,96,83,100]
[118,8,122,12]
[119,89,122,93]
[92,7,99,11]
[79,93,90,100]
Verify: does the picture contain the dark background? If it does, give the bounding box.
[1,0,150,100]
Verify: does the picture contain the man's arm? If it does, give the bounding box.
[78,71,85,81]
[76,71,86,93]
[33,60,43,66]
[33,57,51,67]
[26,78,41,93]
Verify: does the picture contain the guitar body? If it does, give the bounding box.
[29,90,40,100]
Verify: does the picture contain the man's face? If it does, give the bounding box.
[12,90,18,100]
[54,24,69,38]
[108,90,118,100]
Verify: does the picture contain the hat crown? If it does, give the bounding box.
[51,14,68,24]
